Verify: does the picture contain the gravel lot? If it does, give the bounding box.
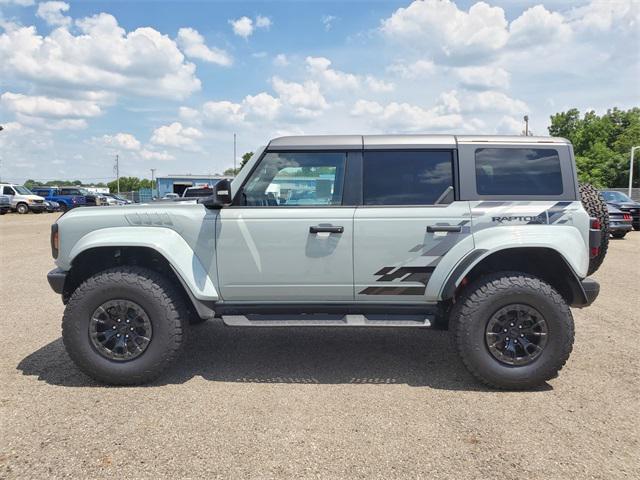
[1,212,638,479]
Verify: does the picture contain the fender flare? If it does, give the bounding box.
[440,246,589,307]
[67,226,219,301]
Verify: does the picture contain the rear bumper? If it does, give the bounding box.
[573,278,600,308]
[609,223,632,233]
[47,268,67,294]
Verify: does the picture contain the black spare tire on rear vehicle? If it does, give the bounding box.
[578,183,609,275]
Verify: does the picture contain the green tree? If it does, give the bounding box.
[548,107,640,187]
[241,151,254,169]
[107,177,154,192]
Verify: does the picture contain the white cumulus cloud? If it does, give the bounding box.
[177,27,232,66]
[382,0,509,61]
[150,122,203,148]
[36,1,71,27]
[0,13,201,102]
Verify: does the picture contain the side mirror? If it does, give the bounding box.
[199,179,232,209]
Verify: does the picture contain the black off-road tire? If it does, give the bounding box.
[611,231,627,239]
[578,183,608,275]
[450,272,574,390]
[62,266,187,385]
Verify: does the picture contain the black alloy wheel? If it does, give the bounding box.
[485,304,548,366]
[89,299,153,361]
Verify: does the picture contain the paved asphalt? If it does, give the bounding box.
[1,213,638,479]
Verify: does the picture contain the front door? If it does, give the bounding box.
[354,149,473,303]
[216,150,355,302]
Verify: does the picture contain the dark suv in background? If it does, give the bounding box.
[601,191,640,231]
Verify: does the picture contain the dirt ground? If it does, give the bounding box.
[1,212,638,479]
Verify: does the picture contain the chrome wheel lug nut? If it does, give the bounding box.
[505,337,509,341]
[503,328,508,332]
[520,333,524,337]
[112,326,116,330]
[116,333,120,337]
[510,323,514,327]
[130,327,134,331]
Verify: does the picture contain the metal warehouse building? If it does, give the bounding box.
[156,175,231,197]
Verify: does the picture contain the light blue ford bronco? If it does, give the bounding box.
[47,135,605,388]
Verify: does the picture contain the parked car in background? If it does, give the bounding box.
[31,187,87,212]
[161,193,179,200]
[607,204,633,238]
[58,187,107,206]
[103,193,132,205]
[182,186,213,198]
[0,194,11,215]
[0,183,46,214]
[44,200,61,213]
[601,191,640,231]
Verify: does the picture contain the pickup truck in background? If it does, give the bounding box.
[31,187,87,212]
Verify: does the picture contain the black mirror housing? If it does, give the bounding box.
[199,179,232,209]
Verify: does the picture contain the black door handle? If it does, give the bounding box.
[427,225,461,233]
[310,225,344,234]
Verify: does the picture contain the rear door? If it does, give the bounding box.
[353,145,473,303]
[216,150,358,302]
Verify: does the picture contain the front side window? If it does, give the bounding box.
[363,150,454,205]
[239,152,346,206]
[61,188,81,195]
[475,148,563,196]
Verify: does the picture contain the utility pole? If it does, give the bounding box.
[523,115,529,136]
[115,154,120,194]
[629,146,639,198]
[150,168,156,198]
[233,133,237,176]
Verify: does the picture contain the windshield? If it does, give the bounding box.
[14,185,33,195]
[602,191,632,202]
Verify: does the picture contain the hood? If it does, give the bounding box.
[25,194,45,201]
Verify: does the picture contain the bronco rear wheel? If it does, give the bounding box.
[451,272,574,390]
[578,183,609,275]
[62,266,187,385]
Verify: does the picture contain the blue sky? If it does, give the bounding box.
[0,0,638,184]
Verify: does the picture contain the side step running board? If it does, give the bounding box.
[222,314,433,328]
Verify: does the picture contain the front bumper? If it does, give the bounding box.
[47,268,67,294]
[29,204,46,212]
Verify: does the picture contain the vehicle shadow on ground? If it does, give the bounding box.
[17,321,552,392]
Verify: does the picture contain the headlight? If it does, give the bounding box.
[26,198,33,203]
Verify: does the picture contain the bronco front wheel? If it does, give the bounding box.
[62,266,187,385]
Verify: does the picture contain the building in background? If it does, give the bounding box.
[156,175,231,197]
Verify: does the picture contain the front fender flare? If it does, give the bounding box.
[66,227,219,301]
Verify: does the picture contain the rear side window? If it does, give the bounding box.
[363,150,453,205]
[475,148,563,196]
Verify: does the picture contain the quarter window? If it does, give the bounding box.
[475,148,563,196]
[363,150,454,205]
[3,187,15,195]
[240,152,346,206]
